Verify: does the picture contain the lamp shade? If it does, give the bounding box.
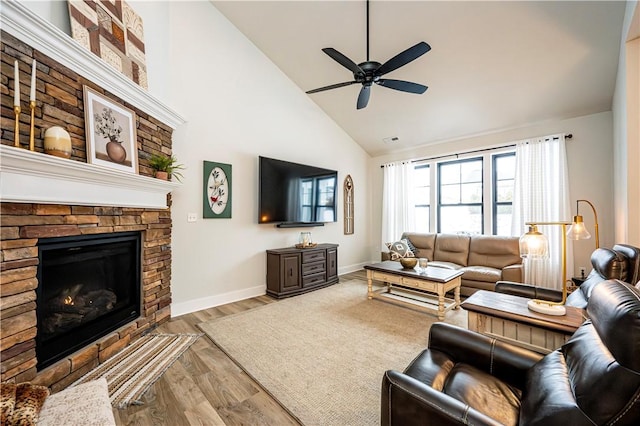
[519,225,549,259]
[567,215,592,240]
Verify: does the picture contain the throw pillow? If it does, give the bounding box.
[1,383,16,425]
[405,238,419,256]
[386,239,416,261]
[38,378,115,426]
[1,382,50,426]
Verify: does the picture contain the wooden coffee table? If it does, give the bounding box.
[461,290,587,354]
[364,261,463,320]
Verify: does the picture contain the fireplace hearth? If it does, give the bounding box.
[36,232,141,370]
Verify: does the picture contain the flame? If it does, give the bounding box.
[64,296,74,305]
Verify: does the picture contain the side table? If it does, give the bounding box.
[461,290,586,354]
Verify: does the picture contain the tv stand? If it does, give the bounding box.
[266,244,338,298]
[276,222,324,228]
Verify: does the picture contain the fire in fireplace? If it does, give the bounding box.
[36,232,141,370]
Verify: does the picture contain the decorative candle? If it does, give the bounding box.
[30,59,36,102]
[14,60,20,107]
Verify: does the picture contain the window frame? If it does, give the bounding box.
[436,156,484,234]
[408,148,516,236]
[413,164,431,233]
[492,152,516,235]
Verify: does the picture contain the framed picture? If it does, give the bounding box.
[203,161,232,219]
[83,85,138,173]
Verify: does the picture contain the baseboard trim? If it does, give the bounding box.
[171,285,266,318]
[339,261,370,275]
[172,263,370,317]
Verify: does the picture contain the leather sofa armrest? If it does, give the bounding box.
[495,281,563,302]
[501,264,523,283]
[381,370,503,426]
[428,323,543,389]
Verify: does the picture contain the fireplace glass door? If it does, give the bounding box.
[36,232,141,370]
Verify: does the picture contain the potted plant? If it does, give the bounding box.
[148,154,185,182]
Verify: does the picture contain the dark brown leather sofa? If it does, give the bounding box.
[495,244,640,308]
[381,279,640,425]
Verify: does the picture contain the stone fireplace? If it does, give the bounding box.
[36,231,142,370]
[0,3,185,391]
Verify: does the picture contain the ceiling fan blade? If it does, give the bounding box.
[322,48,364,75]
[357,85,371,110]
[306,81,358,94]
[375,41,431,76]
[377,79,428,94]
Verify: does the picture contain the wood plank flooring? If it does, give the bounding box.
[113,270,367,426]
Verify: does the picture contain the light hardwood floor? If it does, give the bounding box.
[114,270,367,426]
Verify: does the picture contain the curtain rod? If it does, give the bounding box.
[380,133,572,168]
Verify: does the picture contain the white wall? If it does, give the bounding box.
[368,112,615,277]
[613,1,640,247]
[164,2,371,315]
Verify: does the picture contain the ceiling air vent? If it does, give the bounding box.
[383,136,400,144]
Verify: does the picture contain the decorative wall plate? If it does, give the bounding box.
[203,161,232,218]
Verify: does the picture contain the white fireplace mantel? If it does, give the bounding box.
[0,145,179,209]
[0,1,186,210]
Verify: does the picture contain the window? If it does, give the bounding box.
[438,158,483,234]
[408,150,515,235]
[414,165,430,232]
[493,153,516,235]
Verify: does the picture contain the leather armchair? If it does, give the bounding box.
[381,279,640,425]
[494,246,632,308]
[613,243,640,284]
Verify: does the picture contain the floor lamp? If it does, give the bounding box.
[567,199,600,248]
[519,221,571,316]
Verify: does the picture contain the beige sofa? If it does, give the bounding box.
[383,232,523,296]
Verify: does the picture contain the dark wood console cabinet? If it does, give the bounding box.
[266,244,338,298]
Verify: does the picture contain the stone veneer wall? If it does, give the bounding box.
[0,32,174,390]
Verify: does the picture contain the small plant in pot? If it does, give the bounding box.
[149,154,185,182]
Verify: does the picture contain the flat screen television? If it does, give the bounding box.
[258,156,337,226]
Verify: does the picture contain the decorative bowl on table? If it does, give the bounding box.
[399,257,418,269]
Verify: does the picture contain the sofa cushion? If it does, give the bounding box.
[460,266,501,283]
[468,235,521,269]
[428,261,462,270]
[401,232,436,260]
[443,363,521,426]
[433,234,470,267]
[502,264,523,283]
[574,248,628,307]
[385,239,415,260]
[613,244,640,284]
[404,346,522,426]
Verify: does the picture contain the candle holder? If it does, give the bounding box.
[29,100,35,151]
[13,105,20,147]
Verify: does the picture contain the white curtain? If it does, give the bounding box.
[511,134,573,289]
[381,161,415,249]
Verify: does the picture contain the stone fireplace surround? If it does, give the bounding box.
[0,2,185,391]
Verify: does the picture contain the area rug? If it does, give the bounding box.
[198,280,467,426]
[72,333,201,408]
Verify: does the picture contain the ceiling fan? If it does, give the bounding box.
[306,0,431,110]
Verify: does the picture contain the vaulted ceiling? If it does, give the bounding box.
[212,1,626,156]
